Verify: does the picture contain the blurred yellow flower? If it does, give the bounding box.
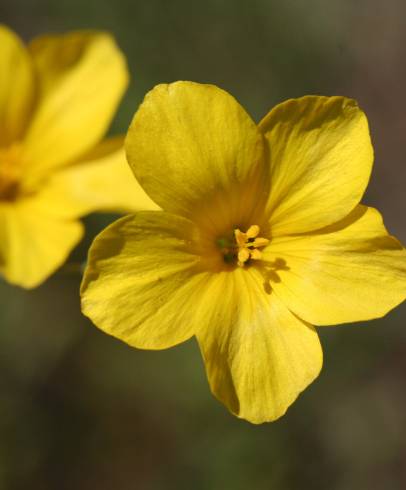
[81,82,406,424]
[0,25,157,288]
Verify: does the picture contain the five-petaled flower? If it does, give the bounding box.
[81,81,406,424]
[0,25,157,288]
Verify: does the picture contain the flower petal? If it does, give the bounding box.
[125,82,267,221]
[259,96,373,235]
[264,206,406,325]
[0,198,83,288]
[81,211,211,349]
[22,31,128,181]
[196,268,322,424]
[0,25,35,146]
[81,211,322,423]
[37,137,159,218]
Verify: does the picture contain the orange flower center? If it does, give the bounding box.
[0,145,22,201]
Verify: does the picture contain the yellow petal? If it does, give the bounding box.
[264,205,406,325]
[81,210,322,423]
[37,136,159,218]
[0,197,83,288]
[125,82,267,223]
[196,268,323,424]
[0,25,35,146]
[22,31,128,182]
[259,96,373,235]
[81,211,210,349]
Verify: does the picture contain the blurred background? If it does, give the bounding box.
[1,0,406,488]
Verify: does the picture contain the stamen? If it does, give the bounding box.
[246,225,260,239]
[234,229,247,248]
[250,237,269,248]
[217,225,269,267]
[237,248,250,266]
[250,249,262,260]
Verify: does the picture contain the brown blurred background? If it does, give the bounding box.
[1,1,406,489]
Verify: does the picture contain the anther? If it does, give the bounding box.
[234,225,269,267]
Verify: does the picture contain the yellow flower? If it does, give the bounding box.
[81,82,406,424]
[0,25,157,288]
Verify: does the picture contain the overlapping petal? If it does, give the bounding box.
[81,210,322,423]
[81,211,211,349]
[0,198,83,288]
[36,137,159,219]
[0,25,35,146]
[259,96,373,235]
[196,268,322,423]
[263,205,406,325]
[125,82,268,222]
[22,31,128,182]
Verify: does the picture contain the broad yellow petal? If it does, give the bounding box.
[0,25,35,146]
[125,82,267,221]
[22,31,128,182]
[196,268,322,424]
[81,211,211,349]
[0,197,83,288]
[37,137,159,218]
[259,96,373,235]
[81,210,322,423]
[263,206,406,325]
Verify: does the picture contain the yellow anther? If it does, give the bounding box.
[234,229,247,248]
[246,225,260,239]
[237,248,250,266]
[233,225,269,267]
[250,249,262,260]
[250,237,269,248]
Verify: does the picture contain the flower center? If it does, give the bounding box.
[217,225,269,267]
[0,145,22,201]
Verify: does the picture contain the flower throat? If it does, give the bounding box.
[0,145,22,201]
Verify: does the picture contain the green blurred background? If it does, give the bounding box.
[1,0,406,488]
